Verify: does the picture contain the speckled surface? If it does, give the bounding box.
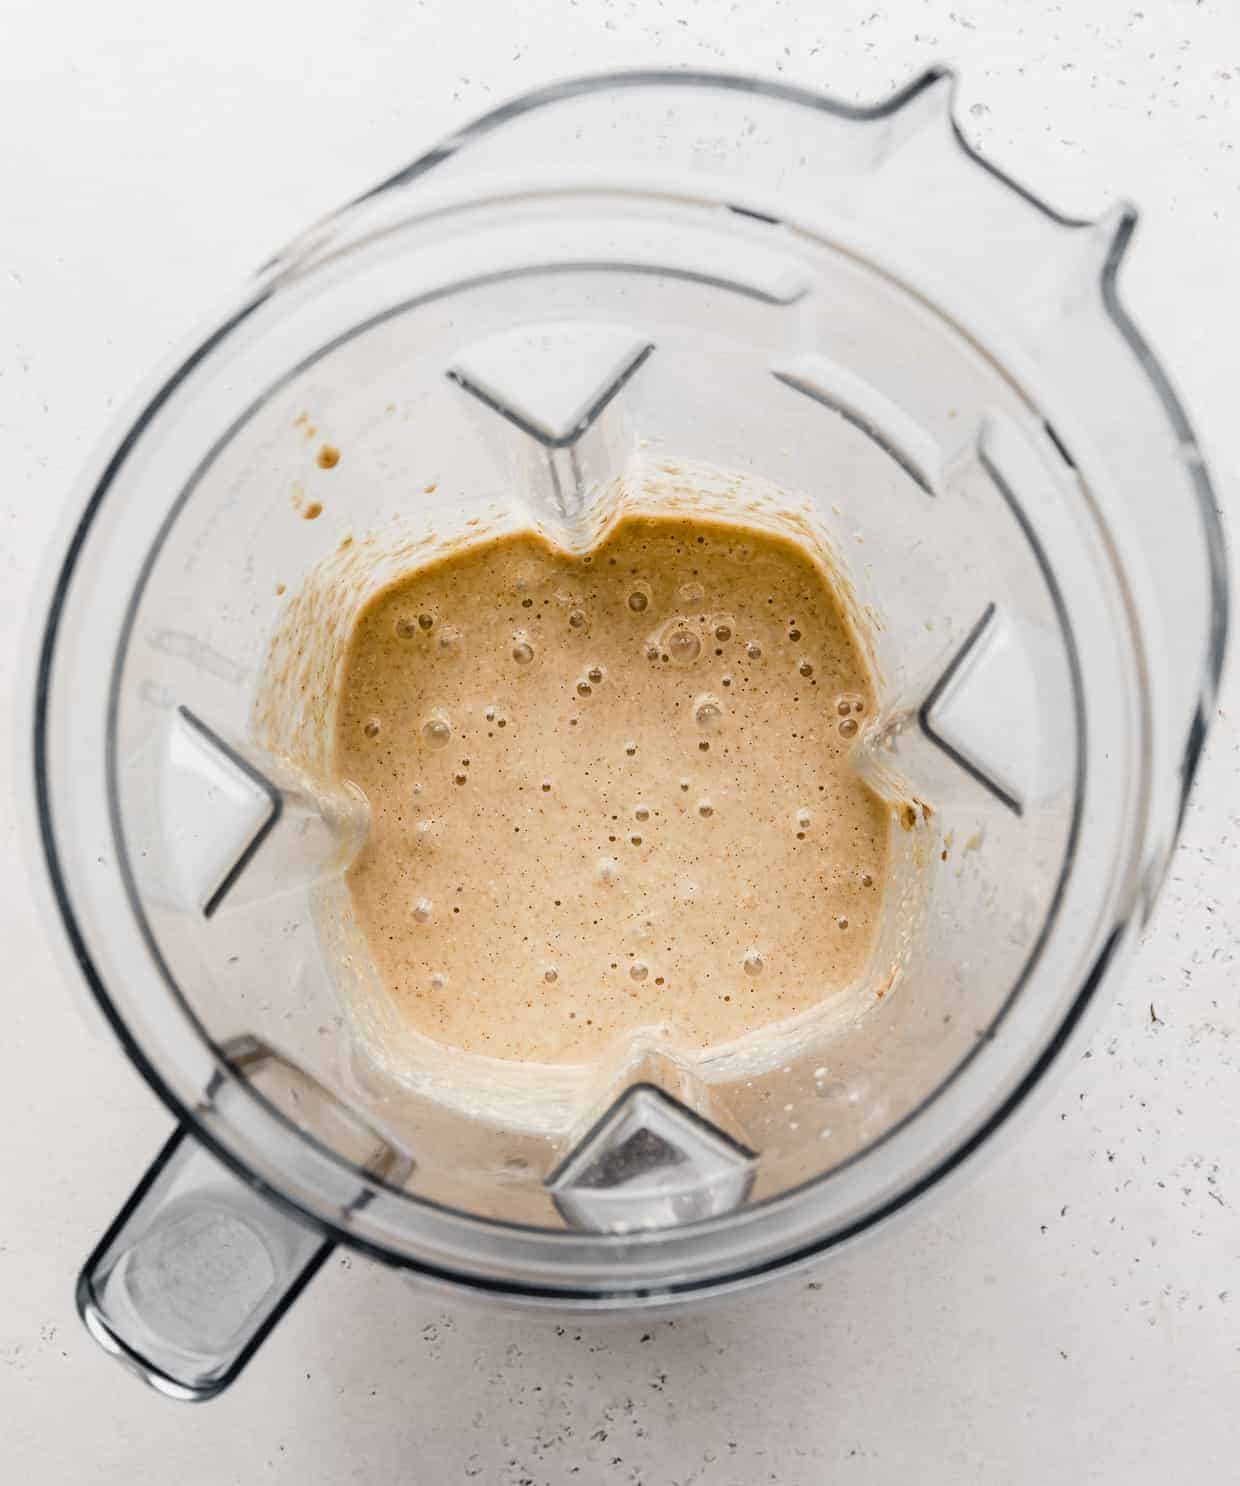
[2,1,1237,1480]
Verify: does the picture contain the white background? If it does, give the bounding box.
[2,1,1238,1481]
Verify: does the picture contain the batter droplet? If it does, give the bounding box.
[743,951,764,976]
[668,627,701,664]
[417,613,435,631]
[694,694,723,730]
[839,717,859,739]
[837,916,849,930]
[587,664,604,685]
[576,679,592,697]
[630,961,649,982]
[512,639,534,665]
[413,898,433,924]
[423,713,452,748]
[363,717,381,738]
[627,590,649,613]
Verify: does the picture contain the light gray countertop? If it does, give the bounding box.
[2,2,1237,1480]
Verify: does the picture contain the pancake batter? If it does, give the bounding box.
[333,514,890,1063]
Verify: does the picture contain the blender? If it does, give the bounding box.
[26,69,1227,1399]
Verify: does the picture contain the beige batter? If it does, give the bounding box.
[333,514,890,1064]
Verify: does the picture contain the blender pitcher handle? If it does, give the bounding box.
[77,1126,333,1401]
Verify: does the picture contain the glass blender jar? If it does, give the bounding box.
[26,70,1227,1399]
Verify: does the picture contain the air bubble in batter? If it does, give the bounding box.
[668,627,701,665]
[694,694,724,730]
[423,712,452,748]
